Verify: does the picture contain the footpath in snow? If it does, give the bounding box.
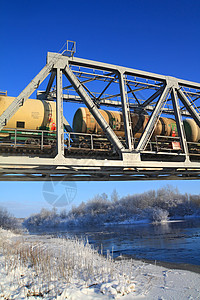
[0,228,200,299]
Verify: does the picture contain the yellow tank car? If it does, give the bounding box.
[72,107,178,139]
[0,95,56,131]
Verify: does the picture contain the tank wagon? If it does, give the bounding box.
[73,107,179,139]
[0,95,200,156]
[0,95,57,153]
[0,95,56,130]
[72,107,200,147]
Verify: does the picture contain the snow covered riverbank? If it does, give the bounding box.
[0,228,200,299]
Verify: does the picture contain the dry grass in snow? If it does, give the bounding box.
[0,229,136,299]
[0,228,200,299]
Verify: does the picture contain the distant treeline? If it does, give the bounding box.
[23,185,200,229]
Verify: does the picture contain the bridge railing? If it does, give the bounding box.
[0,128,56,152]
[154,135,182,153]
[64,132,126,152]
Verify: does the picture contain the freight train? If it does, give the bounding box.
[0,95,57,154]
[0,95,200,156]
[0,95,57,131]
[72,107,200,143]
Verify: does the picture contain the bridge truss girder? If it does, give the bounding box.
[1,52,200,180]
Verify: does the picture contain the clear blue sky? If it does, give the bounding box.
[1,0,200,217]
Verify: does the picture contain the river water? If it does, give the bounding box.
[54,218,200,267]
[31,218,200,267]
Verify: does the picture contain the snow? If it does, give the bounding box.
[105,219,150,226]
[0,228,200,299]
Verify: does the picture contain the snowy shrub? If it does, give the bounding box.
[150,208,169,223]
[0,207,17,230]
[60,209,67,219]
[154,185,181,210]
[23,208,59,228]
[189,195,200,212]
[111,189,119,203]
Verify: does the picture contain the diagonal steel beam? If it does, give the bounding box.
[63,77,96,90]
[126,82,141,105]
[136,85,171,151]
[81,82,96,100]
[99,86,146,102]
[45,70,56,96]
[63,71,116,90]
[63,64,125,153]
[0,53,61,131]
[177,88,200,128]
[97,76,116,100]
[171,88,189,156]
[141,86,164,108]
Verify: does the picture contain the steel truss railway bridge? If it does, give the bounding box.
[1,42,200,181]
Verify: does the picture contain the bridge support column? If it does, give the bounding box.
[119,71,133,150]
[171,87,189,160]
[56,68,64,157]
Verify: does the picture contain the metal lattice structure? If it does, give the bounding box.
[1,47,200,181]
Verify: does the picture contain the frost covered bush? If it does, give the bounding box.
[0,207,17,230]
[24,186,200,229]
[149,208,169,223]
[23,208,59,228]
[70,193,110,217]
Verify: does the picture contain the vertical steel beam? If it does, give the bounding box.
[118,71,133,150]
[63,64,125,153]
[171,88,189,157]
[136,85,171,151]
[56,68,64,157]
[177,88,200,128]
